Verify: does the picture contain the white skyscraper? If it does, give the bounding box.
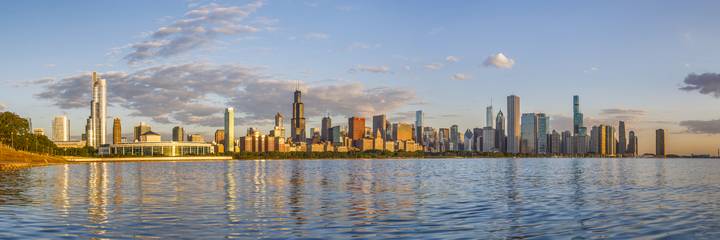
[486,105,493,128]
[52,115,69,141]
[224,107,235,153]
[85,72,106,147]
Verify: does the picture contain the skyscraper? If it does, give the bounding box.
[495,110,506,152]
[270,112,285,138]
[536,113,549,154]
[52,115,69,141]
[618,121,626,155]
[215,129,225,145]
[172,126,185,142]
[656,129,665,157]
[486,105,493,128]
[112,117,121,144]
[134,122,151,143]
[627,130,638,157]
[573,95,583,135]
[507,95,520,153]
[415,110,424,144]
[321,115,332,141]
[85,71,107,147]
[392,123,413,141]
[348,117,365,141]
[225,107,235,152]
[450,125,460,151]
[291,89,306,142]
[520,113,538,154]
[372,114,387,139]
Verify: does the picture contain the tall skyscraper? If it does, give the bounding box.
[392,123,413,141]
[415,110,424,144]
[656,129,665,157]
[270,112,285,138]
[85,71,107,147]
[348,117,365,141]
[372,114,387,139]
[627,130,638,157]
[321,115,332,141]
[486,105,493,128]
[172,126,185,142]
[225,107,235,152]
[52,115,69,141]
[450,125,460,151]
[520,113,538,154]
[112,117,121,144]
[495,110,506,152]
[573,95,583,135]
[507,95,521,153]
[291,89,306,142]
[215,129,225,145]
[618,121,626,155]
[536,113,549,154]
[134,122,151,142]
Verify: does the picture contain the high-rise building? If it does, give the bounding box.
[348,117,365,141]
[550,130,561,154]
[627,130,638,157]
[372,114,387,140]
[392,123,413,141]
[520,113,538,154]
[172,126,185,142]
[85,71,107,147]
[438,128,450,152]
[112,117,121,144]
[605,126,616,156]
[415,110,424,144]
[656,129,665,157]
[270,112,285,138]
[618,121,626,155]
[52,115,69,142]
[536,113,549,154]
[506,95,520,153]
[573,95,583,135]
[495,110,506,152]
[291,89,306,142]
[225,107,235,152]
[215,129,225,144]
[486,105,493,128]
[463,129,474,151]
[329,126,342,144]
[450,125,460,151]
[561,130,572,154]
[321,116,332,141]
[133,122,151,143]
[482,127,496,152]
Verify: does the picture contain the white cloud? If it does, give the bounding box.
[451,73,471,80]
[124,1,269,64]
[304,32,329,40]
[445,56,460,63]
[349,65,391,74]
[483,53,515,69]
[424,63,443,70]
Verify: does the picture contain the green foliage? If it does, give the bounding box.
[0,111,96,156]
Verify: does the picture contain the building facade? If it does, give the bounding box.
[52,115,69,142]
[507,95,521,153]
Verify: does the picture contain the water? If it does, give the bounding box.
[1,158,719,239]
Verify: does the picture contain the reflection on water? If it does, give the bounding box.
[1,158,720,238]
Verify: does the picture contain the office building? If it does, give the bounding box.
[507,95,520,153]
[85,72,107,147]
[536,113,549,154]
[561,130,572,154]
[549,130,561,154]
[605,126,616,156]
[33,128,45,136]
[329,126,342,144]
[415,110,424,144]
[188,134,204,143]
[112,117,121,144]
[520,113,538,154]
[172,126,185,142]
[573,95,583,135]
[464,129,474,151]
[321,116,332,141]
[495,110,506,152]
[372,114,387,140]
[393,123,413,141]
[486,105,493,128]
[482,127,496,152]
[627,130,638,157]
[450,125,460,151]
[133,122,151,142]
[656,129,665,157]
[618,121,626,155]
[224,107,235,152]
[52,115,69,142]
[348,117,365,141]
[291,89,306,142]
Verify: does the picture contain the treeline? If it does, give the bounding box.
[233,150,425,160]
[0,111,95,156]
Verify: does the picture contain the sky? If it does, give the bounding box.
[1,0,720,155]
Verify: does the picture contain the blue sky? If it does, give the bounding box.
[1,0,720,154]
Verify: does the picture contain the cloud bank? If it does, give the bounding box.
[35,63,415,127]
[679,119,720,134]
[349,65,391,74]
[679,73,720,98]
[483,53,515,69]
[124,1,267,64]
[451,73,470,80]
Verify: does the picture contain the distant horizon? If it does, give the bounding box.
[2,1,720,155]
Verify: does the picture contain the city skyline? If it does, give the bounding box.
[2,1,720,155]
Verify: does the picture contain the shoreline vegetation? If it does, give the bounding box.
[0,145,66,170]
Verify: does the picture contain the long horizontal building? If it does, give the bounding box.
[98,131,213,156]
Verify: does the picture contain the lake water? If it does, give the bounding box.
[1,158,719,239]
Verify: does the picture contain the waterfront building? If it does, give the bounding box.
[589,126,599,154]
[472,128,483,151]
[188,134,204,143]
[537,113,549,154]
[214,129,225,153]
[550,130,561,154]
[141,131,161,142]
[486,105,493,128]
[463,129,474,151]
[656,129,665,157]
[329,126,342,144]
[133,122,151,142]
[573,95,583,135]
[348,117,365,141]
[507,95,521,153]
[438,128,450,152]
[482,127,496,152]
[55,140,86,149]
[100,141,213,157]
[561,130,572,154]
[573,135,589,154]
[372,114,388,140]
[33,128,45,136]
[52,115,69,142]
[85,72,107,148]
[172,126,184,142]
[224,108,235,153]
[618,121,626,155]
[415,110,424,144]
[520,113,538,154]
[112,117,121,144]
[270,112,285,138]
[627,131,638,157]
[495,110,506,152]
[605,126,616,156]
[449,125,460,151]
[321,116,332,141]
[392,123,413,141]
[291,89,306,142]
